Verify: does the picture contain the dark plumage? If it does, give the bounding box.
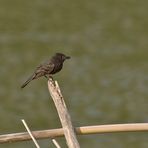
[21,53,70,88]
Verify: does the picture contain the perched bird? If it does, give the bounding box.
[21,53,70,88]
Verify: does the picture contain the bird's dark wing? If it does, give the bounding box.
[34,62,55,78]
[21,62,54,88]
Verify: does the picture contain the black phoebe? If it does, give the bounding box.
[21,53,70,88]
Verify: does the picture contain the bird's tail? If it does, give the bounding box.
[21,74,35,88]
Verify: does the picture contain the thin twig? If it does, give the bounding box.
[21,119,40,148]
[52,139,61,148]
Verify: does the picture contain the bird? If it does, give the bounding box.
[21,53,70,88]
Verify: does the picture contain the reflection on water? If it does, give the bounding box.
[0,0,148,147]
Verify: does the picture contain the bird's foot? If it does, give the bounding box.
[45,75,53,81]
[44,75,48,79]
[49,76,54,82]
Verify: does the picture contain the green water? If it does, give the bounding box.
[0,0,148,147]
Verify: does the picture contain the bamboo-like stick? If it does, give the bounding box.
[48,79,80,148]
[0,123,148,144]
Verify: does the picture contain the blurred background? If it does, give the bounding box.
[0,0,148,147]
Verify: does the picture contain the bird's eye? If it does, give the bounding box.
[62,56,65,60]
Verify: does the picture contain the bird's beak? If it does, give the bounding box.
[66,56,71,59]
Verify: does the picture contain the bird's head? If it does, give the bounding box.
[55,53,71,62]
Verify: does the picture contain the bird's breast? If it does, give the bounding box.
[50,63,63,74]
